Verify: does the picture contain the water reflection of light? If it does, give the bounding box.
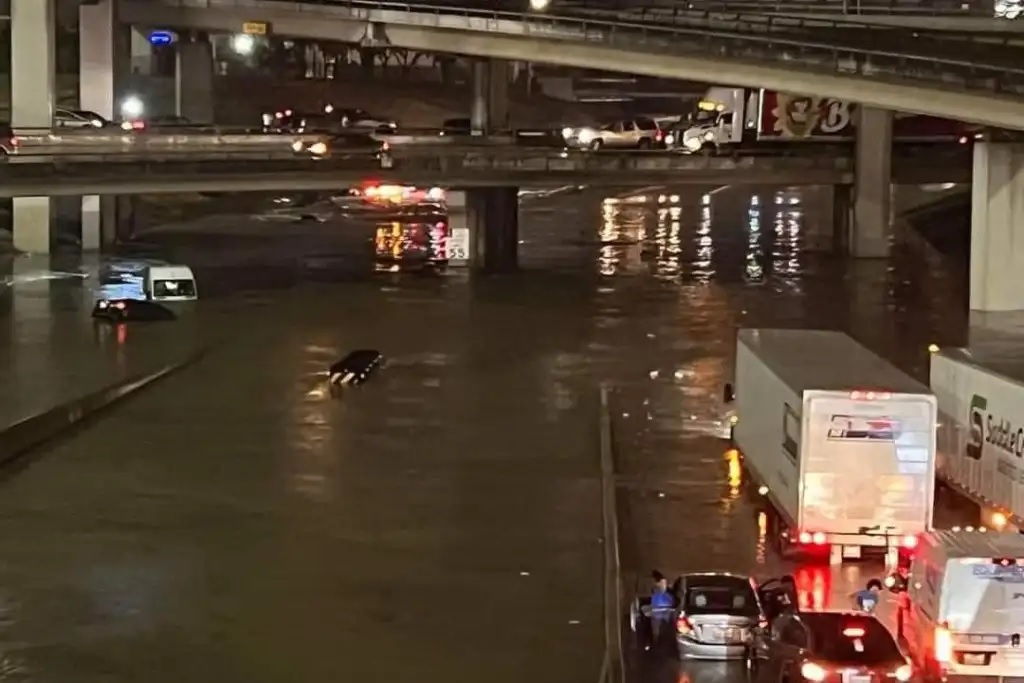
[746,195,764,282]
[755,511,768,565]
[793,566,830,611]
[771,190,802,277]
[726,448,741,497]
[693,201,714,279]
[653,201,681,279]
[373,219,450,271]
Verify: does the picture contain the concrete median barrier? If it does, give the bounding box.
[0,350,204,466]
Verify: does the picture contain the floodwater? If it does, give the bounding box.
[0,183,977,682]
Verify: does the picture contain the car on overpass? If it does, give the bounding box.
[291,131,393,167]
[55,108,112,129]
[563,117,666,151]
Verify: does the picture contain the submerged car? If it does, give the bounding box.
[328,349,384,387]
[92,299,177,322]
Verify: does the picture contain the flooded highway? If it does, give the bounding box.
[0,183,979,682]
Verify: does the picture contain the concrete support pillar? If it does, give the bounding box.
[79,0,128,121]
[130,27,154,75]
[470,61,489,136]
[970,143,1024,312]
[176,38,215,123]
[851,106,893,258]
[13,198,52,254]
[487,60,511,132]
[447,188,519,272]
[470,59,511,135]
[11,0,56,130]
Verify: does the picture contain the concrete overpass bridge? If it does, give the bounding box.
[9,0,1024,313]
[113,0,1024,127]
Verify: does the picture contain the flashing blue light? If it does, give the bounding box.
[148,30,176,46]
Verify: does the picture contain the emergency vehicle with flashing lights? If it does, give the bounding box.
[878,529,1024,682]
[732,329,938,565]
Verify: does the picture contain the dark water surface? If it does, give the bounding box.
[0,184,973,682]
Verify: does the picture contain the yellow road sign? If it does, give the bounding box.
[241,21,269,35]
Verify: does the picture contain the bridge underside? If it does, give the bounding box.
[118,0,1024,130]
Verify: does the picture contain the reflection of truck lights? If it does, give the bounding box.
[793,567,829,611]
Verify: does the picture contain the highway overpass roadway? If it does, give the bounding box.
[121,0,1024,129]
[0,148,969,197]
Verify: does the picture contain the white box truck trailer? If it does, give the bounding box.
[931,347,1024,533]
[734,329,938,564]
[877,530,1024,682]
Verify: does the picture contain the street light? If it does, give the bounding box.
[231,33,256,55]
[529,0,551,10]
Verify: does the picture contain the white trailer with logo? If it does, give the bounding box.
[930,347,1024,533]
[733,329,938,564]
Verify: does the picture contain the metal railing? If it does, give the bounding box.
[134,0,1024,95]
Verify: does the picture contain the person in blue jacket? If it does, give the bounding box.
[649,571,676,641]
[851,579,884,612]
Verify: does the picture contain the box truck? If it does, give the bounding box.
[877,530,1024,682]
[930,346,1024,533]
[733,329,938,564]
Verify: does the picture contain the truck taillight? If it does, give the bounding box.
[850,390,892,400]
[798,531,827,545]
[935,623,953,663]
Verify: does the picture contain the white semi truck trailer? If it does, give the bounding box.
[733,329,937,564]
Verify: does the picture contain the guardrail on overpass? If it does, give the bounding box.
[0,147,971,197]
[124,0,1024,130]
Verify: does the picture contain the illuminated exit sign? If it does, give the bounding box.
[241,21,269,35]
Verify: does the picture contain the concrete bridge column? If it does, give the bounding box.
[970,143,1024,312]
[447,188,519,271]
[11,0,56,254]
[176,36,215,124]
[851,106,893,258]
[80,0,130,252]
[470,59,511,135]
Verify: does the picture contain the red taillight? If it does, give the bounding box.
[849,390,892,400]
[842,627,866,638]
[381,142,390,151]
[902,534,918,549]
[676,614,694,635]
[655,130,663,139]
[435,222,446,230]
[9,136,19,148]
[798,531,827,545]
[131,121,145,130]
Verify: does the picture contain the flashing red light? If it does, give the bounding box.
[902,534,918,549]
[843,627,866,638]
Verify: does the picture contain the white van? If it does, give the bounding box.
[146,265,197,302]
[880,530,1024,681]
